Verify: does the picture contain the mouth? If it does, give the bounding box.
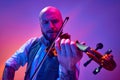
[47,30,58,33]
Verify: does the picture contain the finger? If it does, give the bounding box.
[71,41,83,58]
[55,37,61,55]
[60,39,66,56]
[70,41,77,57]
[65,39,72,57]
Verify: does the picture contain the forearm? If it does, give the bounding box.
[2,65,15,80]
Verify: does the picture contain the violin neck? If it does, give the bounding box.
[76,41,90,52]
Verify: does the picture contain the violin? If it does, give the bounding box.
[31,17,116,80]
[50,33,116,74]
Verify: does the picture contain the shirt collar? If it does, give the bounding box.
[41,35,51,46]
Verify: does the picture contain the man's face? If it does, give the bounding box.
[39,7,63,42]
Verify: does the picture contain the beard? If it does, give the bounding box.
[41,27,63,45]
[41,30,58,44]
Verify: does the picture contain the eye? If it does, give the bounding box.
[52,19,59,24]
[42,20,49,24]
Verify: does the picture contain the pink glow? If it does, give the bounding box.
[0,0,120,80]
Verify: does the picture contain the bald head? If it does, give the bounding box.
[39,6,63,42]
[39,6,63,23]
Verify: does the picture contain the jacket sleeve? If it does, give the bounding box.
[5,37,38,71]
[2,65,15,80]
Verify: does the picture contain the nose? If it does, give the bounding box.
[49,21,55,30]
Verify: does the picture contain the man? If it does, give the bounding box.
[2,6,83,80]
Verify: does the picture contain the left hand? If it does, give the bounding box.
[55,38,83,71]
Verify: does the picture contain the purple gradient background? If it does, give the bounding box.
[0,0,120,80]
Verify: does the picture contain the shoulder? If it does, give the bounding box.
[28,36,42,47]
[17,37,42,52]
[27,37,40,43]
[25,36,42,46]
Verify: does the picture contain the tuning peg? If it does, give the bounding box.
[84,58,93,67]
[84,43,103,67]
[95,43,103,50]
[105,49,112,54]
[93,66,102,75]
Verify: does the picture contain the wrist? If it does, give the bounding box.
[60,64,76,72]
[59,65,77,80]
